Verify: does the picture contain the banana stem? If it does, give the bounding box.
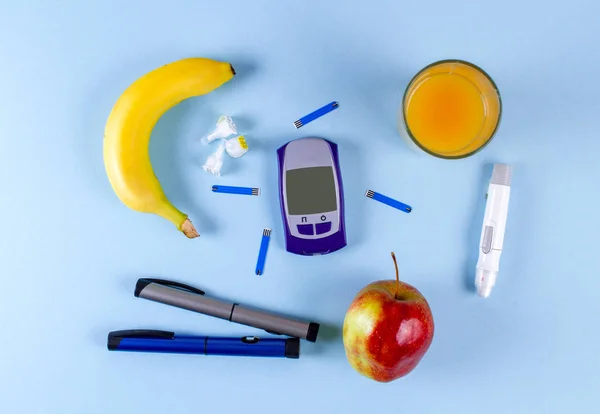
[181,218,200,238]
[391,252,400,299]
[153,202,198,239]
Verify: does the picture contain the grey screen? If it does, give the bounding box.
[286,166,337,215]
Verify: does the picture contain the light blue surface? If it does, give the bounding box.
[1,1,599,413]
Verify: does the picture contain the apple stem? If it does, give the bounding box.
[391,252,400,299]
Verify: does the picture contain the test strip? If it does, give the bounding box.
[366,190,412,213]
[293,101,339,129]
[255,228,272,275]
[212,185,260,196]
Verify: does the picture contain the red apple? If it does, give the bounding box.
[343,253,434,382]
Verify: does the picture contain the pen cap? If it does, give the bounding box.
[491,164,512,186]
[135,279,233,320]
[475,268,497,298]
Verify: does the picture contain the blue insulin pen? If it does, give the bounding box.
[108,330,300,359]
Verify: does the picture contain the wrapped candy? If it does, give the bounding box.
[225,135,249,158]
[202,141,226,176]
[202,115,237,144]
[201,116,250,176]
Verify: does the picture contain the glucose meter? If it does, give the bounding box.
[277,137,346,256]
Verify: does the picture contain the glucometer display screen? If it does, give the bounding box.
[286,166,337,215]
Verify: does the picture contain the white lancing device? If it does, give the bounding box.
[475,164,512,298]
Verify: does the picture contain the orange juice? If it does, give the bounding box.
[399,60,501,159]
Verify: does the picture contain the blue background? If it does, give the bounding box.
[1,1,599,413]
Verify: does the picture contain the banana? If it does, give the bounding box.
[104,58,236,238]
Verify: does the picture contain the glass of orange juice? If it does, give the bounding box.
[398,60,502,159]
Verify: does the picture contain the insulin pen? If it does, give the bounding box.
[135,279,320,342]
[108,330,300,359]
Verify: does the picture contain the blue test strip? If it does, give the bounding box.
[212,185,260,196]
[293,101,339,129]
[366,190,412,213]
[255,229,272,275]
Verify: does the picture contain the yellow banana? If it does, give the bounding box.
[104,58,236,238]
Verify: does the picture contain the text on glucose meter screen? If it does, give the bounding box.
[286,166,337,215]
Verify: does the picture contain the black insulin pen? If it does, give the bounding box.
[134,278,320,342]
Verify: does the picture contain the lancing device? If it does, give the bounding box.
[475,164,512,298]
[135,279,320,342]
